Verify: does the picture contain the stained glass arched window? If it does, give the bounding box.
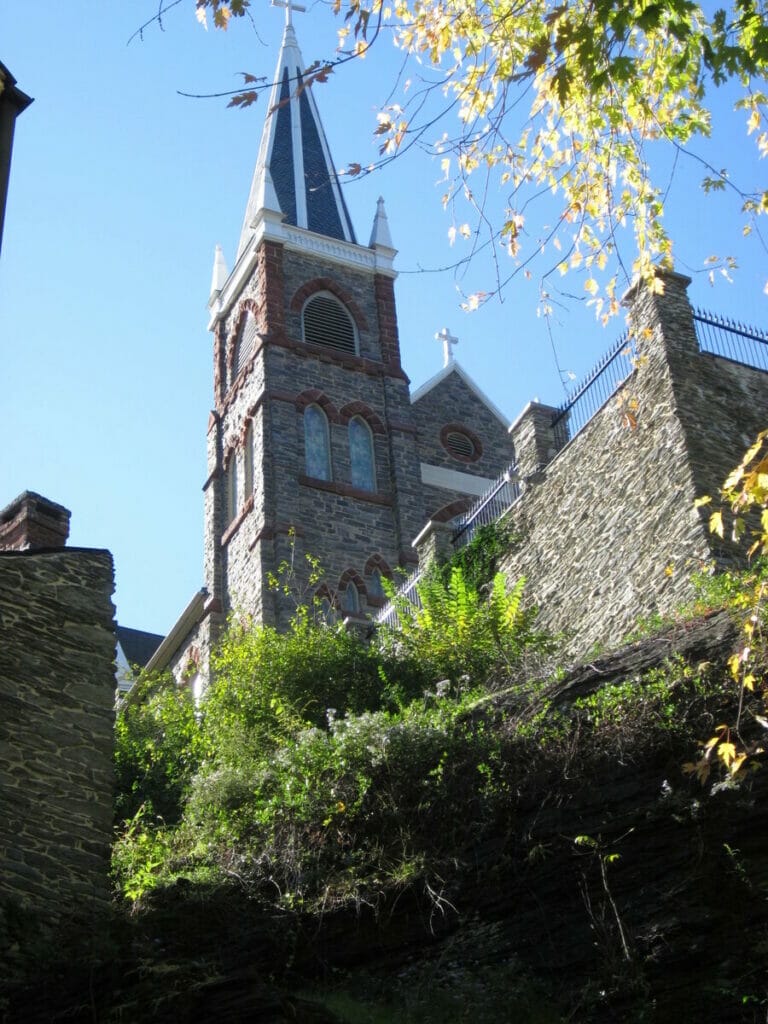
[244,421,254,498]
[343,582,360,614]
[349,416,375,492]
[368,568,384,599]
[225,456,237,523]
[304,404,331,481]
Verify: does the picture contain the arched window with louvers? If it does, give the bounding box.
[232,311,258,382]
[302,292,357,355]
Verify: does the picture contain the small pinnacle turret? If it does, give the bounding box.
[368,196,394,251]
[209,245,228,302]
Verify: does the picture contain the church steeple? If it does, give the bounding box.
[236,10,357,260]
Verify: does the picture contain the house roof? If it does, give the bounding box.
[115,625,164,668]
[236,17,357,259]
[410,360,510,428]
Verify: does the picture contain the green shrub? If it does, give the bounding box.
[114,673,205,824]
[208,606,386,735]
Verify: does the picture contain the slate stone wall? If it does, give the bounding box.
[0,548,115,928]
[499,272,768,659]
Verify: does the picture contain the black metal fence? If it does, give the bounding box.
[451,466,521,549]
[551,331,637,450]
[693,308,768,371]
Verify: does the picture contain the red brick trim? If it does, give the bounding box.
[364,553,393,578]
[289,277,369,333]
[338,567,366,589]
[314,582,339,610]
[298,475,394,506]
[440,423,484,463]
[374,273,402,369]
[338,401,386,434]
[294,389,341,423]
[431,497,472,523]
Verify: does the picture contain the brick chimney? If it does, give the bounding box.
[0,492,71,551]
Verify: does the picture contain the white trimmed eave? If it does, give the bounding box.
[143,588,208,677]
[420,462,496,496]
[208,213,397,331]
[410,359,510,428]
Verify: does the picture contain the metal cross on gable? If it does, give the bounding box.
[272,0,307,27]
[435,327,459,368]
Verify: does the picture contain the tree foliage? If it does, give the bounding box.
[189,0,768,311]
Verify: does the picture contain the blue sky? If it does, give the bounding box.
[2,2,766,635]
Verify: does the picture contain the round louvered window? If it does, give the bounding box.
[440,424,482,462]
[302,293,357,354]
[446,431,474,459]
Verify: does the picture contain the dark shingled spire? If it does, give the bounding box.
[237,18,357,258]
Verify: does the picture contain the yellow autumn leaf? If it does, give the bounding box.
[709,510,724,538]
[717,741,737,767]
[584,277,599,296]
[730,753,748,775]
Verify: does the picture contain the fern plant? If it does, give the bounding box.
[381,566,545,687]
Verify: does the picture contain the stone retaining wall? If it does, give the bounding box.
[500,272,768,658]
[0,548,115,929]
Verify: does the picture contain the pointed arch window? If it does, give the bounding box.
[304,404,332,481]
[302,293,357,354]
[368,568,384,600]
[349,416,375,492]
[244,421,254,498]
[225,456,238,524]
[320,597,335,624]
[342,582,361,615]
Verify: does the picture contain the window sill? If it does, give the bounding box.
[221,494,254,546]
[298,476,394,506]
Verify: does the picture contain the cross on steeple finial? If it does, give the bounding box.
[435,327,459,367]
[271,0,306,27]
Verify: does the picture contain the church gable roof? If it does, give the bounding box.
[236,19,357,259]
[411,361,510,429]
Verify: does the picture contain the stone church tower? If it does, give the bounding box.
[150,13,515,687]
[204,13,425,637]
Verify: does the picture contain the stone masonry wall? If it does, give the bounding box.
[500,273,768,659]
[0,548,115,928]
[411,368,515,518]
